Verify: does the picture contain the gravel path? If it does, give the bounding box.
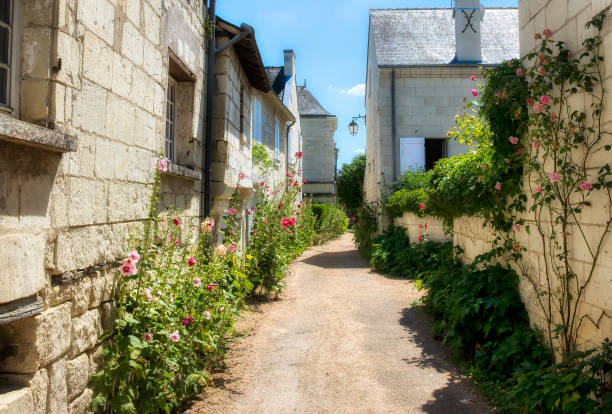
[186,233,492,414]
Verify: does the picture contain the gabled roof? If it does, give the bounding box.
[216,17,270,92]
[297,86,332,117]
[369,8,519,66]
[264,66,286,100]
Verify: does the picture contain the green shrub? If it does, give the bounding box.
[315,205,348,243]
[337,154,365,217]
[392,169,430,192]
[385,189,429,217]
[311,203,333,222]
[353,204,377,258]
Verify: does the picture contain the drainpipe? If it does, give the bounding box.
[286,120,296,186]
[391,67,397,182]
[203,0,254,218]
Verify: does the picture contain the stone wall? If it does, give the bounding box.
[301,115,337,204]
[0,0,207,412]
[394,212,450,244]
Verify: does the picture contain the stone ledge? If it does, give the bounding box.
[163,161,202,181]
[0,296,43,326]
[0,117,77,152]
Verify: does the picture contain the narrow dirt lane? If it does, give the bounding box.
[187,233,491,414]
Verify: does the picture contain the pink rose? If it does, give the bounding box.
[169,331,180,342]
[550,112,557,121]
[516,68,524,77]
[495,182,502,191]
[228,208,236,216]
[419,203,425,210]
[549,172,561,182]
[579,181,592,191]
[470,75,476,81]
[533,102,544,113]
[187,257,195,267]
[215,244,227,255]
[207,284,219,291]
[535,187,542,193]
[143,333,153,342]
[228,243,236,253]
[471,89,478,97]
[173,218,180,226]
[540,95,550,105]
[532,140,541,149]
[259,181,265,186]
[509,136,519,145]
[543,29,552,38]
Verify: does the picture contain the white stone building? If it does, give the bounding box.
[297,85,338,205]
[364,2,519,214]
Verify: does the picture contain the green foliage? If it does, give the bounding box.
[353,204,377,258]
[337,154,365,217]
[386,189,429,217]
[370,227,452,278]
[391,169,430,193]
[311,203,333,222]
[92,168,249,413]
[252,143,274,175]
[312,203,348,243]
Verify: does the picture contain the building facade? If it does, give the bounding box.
[298,85,338,205]
[364,2,519,226]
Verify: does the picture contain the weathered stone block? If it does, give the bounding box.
[70,309,102,358]
[122,21,144,66]
[47,358,68,414]
[77,0,115,44]
[82,31,113,90]
[20,79,50,123]
[100,301,117,332]
[0,303,71,373]
[70,277,92,317]
[0,387,33,414]
[66,354,89,401]
[68,178,108,227]
[112,53,134,100]
[56,31,82,89]
[87,344,104,378]
[0,230,46,304]
[72,81,107,136]
[0,368,47,414]
[68,387,93,414]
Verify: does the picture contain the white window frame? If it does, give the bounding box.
[0,0,21,116]
[252,95,262,143]
[165,76,178,161]
[274,116,280,160]
[399,137,425,173]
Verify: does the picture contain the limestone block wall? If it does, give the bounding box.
[301,116,337,183]
[0,0,207,412]
[394,212,451,244]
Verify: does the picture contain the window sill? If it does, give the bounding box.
[163,161,202,181]
[0,295,43,326]
[0,117,77,152]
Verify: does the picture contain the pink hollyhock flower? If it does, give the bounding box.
[550,112,557,121]
[540,95,550,105]
[543,29,552,38]
[549,172,561,182]
[419,224,422,229]
[193,277,201,287]
[129,249,140,263]
[228,207,236,216]
[286,172,291,178]
[169,331,180,342]
[260,181,265,186]
[203,310,211,320]
[120,260,137,276]
[471,89,478,97]
[419,203,425,210]
[187,257,195,267]
[239,172,245,180]
[173,218,180,226]
[470,75,475,81]
[509,136,519,145]
[513,224,520,233]
[425,222,428,229]
[175,240,179,245]
[526,98,532,105]
[533,102,544,113]
[579,181,592,191]
[418,235,422,241]
[538,66,546,76]
[302,180,308,184]
[144,288,153,301]
[181,318,188,326]
[247,210,252,215]
[295,151,303,159]
[516,68,524,77]
[536,187,542,193]
[215,244,227,255]
[532,140,541,149]
[251,231,257,236]
[207,284,219,291]
[228,243,237,253]
[153,157,168,172]
[143,333,153,342]
[236,185,241,191]
[495,182,502,191]
[290,217,297,226]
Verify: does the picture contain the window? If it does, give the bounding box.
[252,95,262,143]
[165,76,177,161]
[425,138,447,170]
[0,0,20,115]
[399,137,447,173]
[274,117,279,159]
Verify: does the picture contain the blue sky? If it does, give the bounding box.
[216,0,518,168]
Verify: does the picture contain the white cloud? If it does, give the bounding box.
[354,147,365,154]
[340,83,366,96]
[328,84,333,89]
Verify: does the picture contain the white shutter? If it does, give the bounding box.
[400,137,425,172]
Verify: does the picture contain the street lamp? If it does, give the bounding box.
[348,115,366,136]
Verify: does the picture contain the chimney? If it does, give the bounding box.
[284,49,295,78]
[453,0,484,63]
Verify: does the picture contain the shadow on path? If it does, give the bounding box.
[300,249,369,269]
[399,307,492,413]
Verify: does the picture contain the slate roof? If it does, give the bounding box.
[369,8,519,66]
[297,86,332,117]
[264,66,286,100]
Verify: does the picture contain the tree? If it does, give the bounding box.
[337,153,366,217]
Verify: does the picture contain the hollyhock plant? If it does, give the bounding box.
[540,95,550,105]
[173,218,180,226]
[239,172,245,180]
[470,75,475,81]
[129,250,140,262]
[193,277,201,287]
[516,68,524,77]
[228,207,236,216]
[169,331,180,342]
[187,257,195,267]
[471,89,478,97]
[495,182,502,191]
[533,102,544,113]
[542,28,552,38]
[215,244,227,255]
[143,333,153,342]
[295,151,302,159]
[120,260,137,276]
[228,243,237,253]
[203,310,211,320]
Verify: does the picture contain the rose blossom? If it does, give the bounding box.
[470,75,475,81]
[169,331,180,342]
[532,140,541,149]
[579,181,592,191]
[207,284,219,291]
[495,182,502,191]
[509,136,519,145]
[143,333,153,342]
[228,243,237,253]
[215,244,227,255]
[228,207,236,216]
[471,89,478,97]
[187,257,195,267]
[540,95,550,105]
[193,277,201,287]
[536,187,542,193]
[543,29,552,38]
[549,172,561,182]
[550,112,557,122]
[516,68,524,77]
[538,66,546,76]
[533,102,544,113]
[418,235,422,241]
[419,203,425,210]
[173,218,180,226]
